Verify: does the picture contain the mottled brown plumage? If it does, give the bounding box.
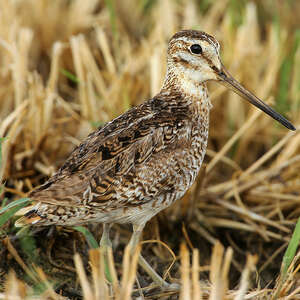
[15,30,294,288]
[21,88,210,226]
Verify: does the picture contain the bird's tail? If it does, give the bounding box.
[14,204,42,227]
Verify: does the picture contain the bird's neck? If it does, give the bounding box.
[161,66,212,109]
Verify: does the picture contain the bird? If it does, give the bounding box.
[15,29,295,289]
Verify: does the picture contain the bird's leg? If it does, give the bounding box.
[100,223,112,247]
[100,223,112,281]
[128,224,179,291]
[100,223,112,249]
[128,224,144,251]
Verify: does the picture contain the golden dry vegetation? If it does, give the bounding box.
[0,0,300,299]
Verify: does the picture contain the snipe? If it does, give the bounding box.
[15,30,295,289]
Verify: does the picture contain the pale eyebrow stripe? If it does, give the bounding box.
[175,37,201,44]
[174,36,220,52]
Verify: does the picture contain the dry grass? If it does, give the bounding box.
[0,0,300,299]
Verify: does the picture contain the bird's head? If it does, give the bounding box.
[165,29,295,130]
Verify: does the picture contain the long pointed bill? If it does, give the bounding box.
[217,65,295,131]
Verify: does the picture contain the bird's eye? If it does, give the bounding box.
[190,44,202,55]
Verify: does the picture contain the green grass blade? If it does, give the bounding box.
[276,55,294,114]
[0,198,31,214]
[73,226,112,283]
[73,226,99,249]
[228,0,245,28]
[281,217,300,278]
[19,227,38,263]
[0,201,29,227]
[273,217,300,299]
[141,0,156,13]
[104,0,118,41]
[276,30,300,115]
[60,68,80,83]
[1,197,8,208]
[90,121,106,129]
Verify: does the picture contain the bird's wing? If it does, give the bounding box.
[28,96,191,209]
